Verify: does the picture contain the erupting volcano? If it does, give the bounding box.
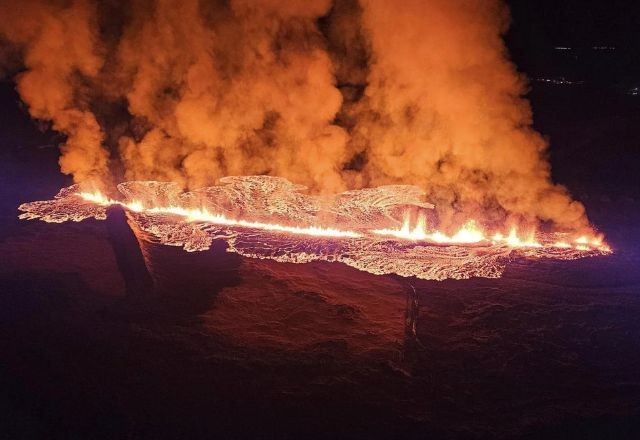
[5,0,614,282]
[4,0,640,438]
[19,176,610,281]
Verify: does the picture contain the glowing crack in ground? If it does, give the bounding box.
[18,176,610,281]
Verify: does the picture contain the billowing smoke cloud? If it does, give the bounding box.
[345,0,587,231]
[112,0,350,193]
[0,0,108,184]
[0,0,590,231]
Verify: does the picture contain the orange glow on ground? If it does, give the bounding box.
[78,191,363,239]
[78,191,610,253]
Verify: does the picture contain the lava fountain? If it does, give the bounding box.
[18,176,610,281]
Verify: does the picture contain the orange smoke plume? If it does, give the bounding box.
[346,0,588,231]
[0,0,108,183]
[0,0,592,233]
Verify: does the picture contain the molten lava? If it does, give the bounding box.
[77,190,363,239]
[75,190,608,252]
[18,177,611,281]
[374,218,486,245]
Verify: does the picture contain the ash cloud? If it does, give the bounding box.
[0,0,590,232]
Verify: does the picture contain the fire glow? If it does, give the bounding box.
[77,190,609,253]
[78,191,363,239]
[17,179,613,281]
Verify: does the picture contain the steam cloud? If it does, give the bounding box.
[0,0,589,232]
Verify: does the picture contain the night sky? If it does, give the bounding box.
[507,0,640,89]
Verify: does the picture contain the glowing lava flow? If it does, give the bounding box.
[17,179,613,281]
[78,190,610,253]
[373,217,485,244]
[372,213,609,252]
[491,228,541,248]
[78,191,363,239]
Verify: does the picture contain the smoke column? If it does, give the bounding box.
[346,0,587,231]
[0,0,108,184]
[0,0,590,232]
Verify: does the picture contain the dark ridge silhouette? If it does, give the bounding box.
[124,215,243,319]
[105,205,154,297]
